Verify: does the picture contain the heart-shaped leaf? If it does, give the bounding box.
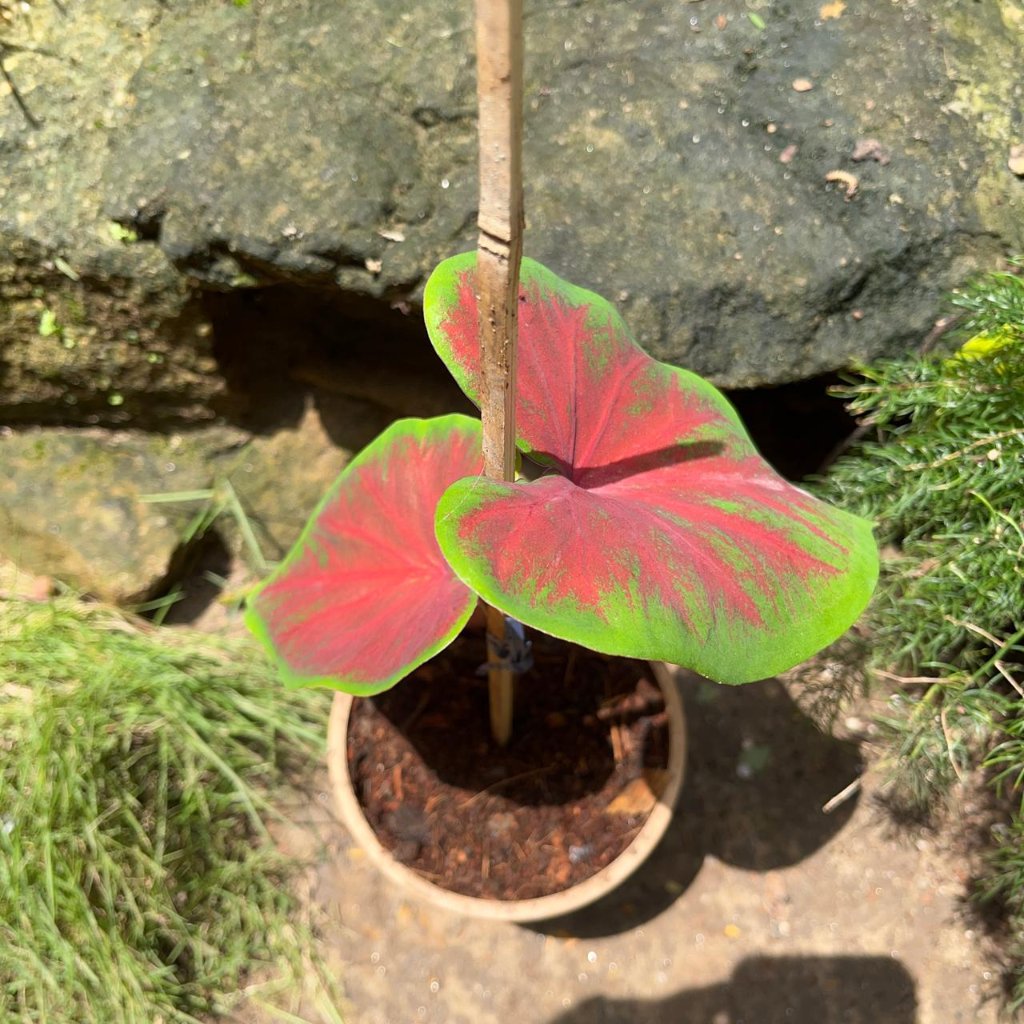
[245,415,482,694]
[426,255,878,683]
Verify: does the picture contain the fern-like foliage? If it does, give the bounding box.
[819,259,1024,1008]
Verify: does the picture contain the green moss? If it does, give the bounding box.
[938,3,1024,247]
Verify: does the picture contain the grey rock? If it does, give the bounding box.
[0,0,1021,404]
[0,425,244,603]
[0,396,387,603]
[0,2,224,425]
[0,252,222,426]
[228,398,392,563]
[0,385,399,602]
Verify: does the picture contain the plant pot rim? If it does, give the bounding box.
[326,659,686,923]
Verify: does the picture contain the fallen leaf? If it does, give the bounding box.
[852,137,891,164]
[54,256,80,281]
[819,0,845,19]
[1009,144,1024,177]
[714,13,728,30]
[792,78,814,92]
[825,169,859,198]
[779,144,799,164]
[605,777,658,817]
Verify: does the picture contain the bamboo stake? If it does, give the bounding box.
[475,0,524,747]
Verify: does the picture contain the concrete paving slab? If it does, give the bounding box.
[259,675,1000,1024]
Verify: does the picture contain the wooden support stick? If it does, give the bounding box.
[475,0,524,747]
[485,605,516,746]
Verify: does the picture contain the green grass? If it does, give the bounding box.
[0,593,333,1023]
[818,258,1024,1007]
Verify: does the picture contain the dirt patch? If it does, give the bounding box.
[346,632,670,901]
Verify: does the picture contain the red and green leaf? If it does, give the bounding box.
[427,255,878,682]
[245,415,482,695]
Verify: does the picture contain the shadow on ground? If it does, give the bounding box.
[545,955,917,1024]
[535,674,863,937]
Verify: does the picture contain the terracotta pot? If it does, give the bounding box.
[326,660,686,923]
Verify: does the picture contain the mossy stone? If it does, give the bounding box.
[0,0,1021,397]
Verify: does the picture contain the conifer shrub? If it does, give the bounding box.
[820,259,1024,1008]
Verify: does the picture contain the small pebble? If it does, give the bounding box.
[1009,144,1024,177]
[568,843,594,865]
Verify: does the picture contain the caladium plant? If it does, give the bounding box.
[246,254,878,694]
